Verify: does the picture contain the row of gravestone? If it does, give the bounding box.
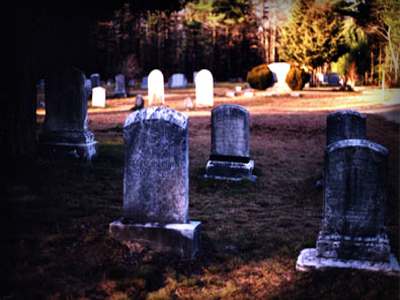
[110,108,400,276]
[38,69,214,109]
[38,67,399,275]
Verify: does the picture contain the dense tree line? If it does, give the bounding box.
[279,0,400,87]
[93,0,264,81]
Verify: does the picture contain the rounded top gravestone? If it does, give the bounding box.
[211,104,250,159]
[195,69,214,107]
[44,67,89,133]
[323,139,388,238]
[326,110,366,145]
[148,69,165,106]
[123,106,189,224]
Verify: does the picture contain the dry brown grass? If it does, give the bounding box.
[6,89,400,299]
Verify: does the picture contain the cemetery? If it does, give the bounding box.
[8,1,400,299]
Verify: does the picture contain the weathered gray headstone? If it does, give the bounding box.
[141,76,148,89]
[90,73,101,88]
[168,73,188,88]
[204,104,256,181]
[109,107,201,258]
[39,67,97,160]
[327,110,366,145]
[296,139,400,275]
[114,74,127,98]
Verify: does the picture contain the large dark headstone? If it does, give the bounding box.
[204,104,255,181]
[327,110,366,145]
[297,139,400,275]
[110,107,200,258]
[39,67,97,160]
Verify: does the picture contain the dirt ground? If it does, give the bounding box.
[5,86,400,299]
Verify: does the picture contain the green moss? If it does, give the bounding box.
[246,64,274,90]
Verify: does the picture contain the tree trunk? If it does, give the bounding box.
[5,6,37,179]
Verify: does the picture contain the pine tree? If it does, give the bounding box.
[280,0,346,70]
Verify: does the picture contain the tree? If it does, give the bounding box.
[280,0,346,75]
[335,0,400,86]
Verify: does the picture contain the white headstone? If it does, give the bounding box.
[168,73,188,88]
[195,69,214,107]
[148,69,165,106]
[92,87,106,108]
[184,97,193,110]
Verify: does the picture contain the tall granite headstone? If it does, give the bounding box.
[90,73,101,88]
[39,67,97,160]
[109,106,201,258]
[114,74,127,98]
[148,69,165,106]
[195,69,214,107]
[204,104,256,181]
[327,110,366,145]
[296,139,400,274]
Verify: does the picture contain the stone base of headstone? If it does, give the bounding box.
[39,130,97,160]
[296,248,400,276]
[316,232,391,262]
[109,219,201,259]
[204,158,256,182]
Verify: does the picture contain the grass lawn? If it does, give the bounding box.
[5,87,400,299]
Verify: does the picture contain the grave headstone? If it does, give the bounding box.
[195,69,214,107]
[148,70,165,106]
[131,94,144,111]
[39,67,97,160]
[109,107,201,258]
[141,76,148,89]
[184,97,194,110]
[243,89,255,98]
[114,74,127,98]
[204,104,256,181]
[92,86,106,108]
[90,73,101,88]
[327,110,366,145]
[297,139,400,274]
[168,73,188,88]
[266,62,292,95]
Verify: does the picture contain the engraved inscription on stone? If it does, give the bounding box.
[322,140,387,237]
[211,104,250,158]
[122,107,189,224]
